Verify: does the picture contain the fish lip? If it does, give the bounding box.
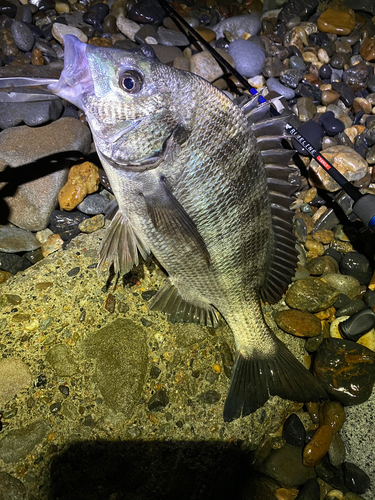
[47,35,93,107]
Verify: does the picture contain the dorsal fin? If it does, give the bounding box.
[238,95,299,305]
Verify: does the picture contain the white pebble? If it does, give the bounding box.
[116,16,140,42]
[52,23,87,44]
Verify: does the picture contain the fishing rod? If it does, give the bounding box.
[158,0,375,230]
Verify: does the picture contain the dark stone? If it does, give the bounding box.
[150,365,161,379]
[292,121,325,155]
[215,37,229,51]
[127,0,165,25]
[335,299,367,317]
[283,413,306,447]
[0,99,63,129]
[10,20,34,52]
[289,55,306,71]
[332,82,355,107]
[313,338,375,405]
[77,193,110,215]
[135,24,158,44]
[113,39,137,51]
[0,253,31,274]
[321,39,335,57]
[148,389,169,411]
[324,247,342,264]
[333,293,352,309]
[15,4,32,23]
[277,0,318,24]
[362,123,375,147]
[305,333,324,353]
[0,471,26,500]
[266,44,291,60]
[262,56,287,78]
[320,64,332,79]
[58,385,69,396]
[321,116,345,137]
[315,455,347,491]
[0,0,16,18]
[198,389,221,404]
[50,402,62,414]
[368,73,375,93]
[67,267,80,277]
[280,68,304,89]
[343,61,370,90]
[49,210,89,241]
[295,82,322,105]
[330,52,350,70]
[364,289,375,308]
[343,461,371,494]
[141,290,157,301]
[295,478,320,500]
[339,307,375,341]
[340,252,372,285]
[36,374,47,387]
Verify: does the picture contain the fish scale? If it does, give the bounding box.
[44,35,327,421]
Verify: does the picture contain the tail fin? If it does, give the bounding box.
[223,339,327,422]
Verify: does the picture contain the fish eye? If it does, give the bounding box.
[119,70,143,94]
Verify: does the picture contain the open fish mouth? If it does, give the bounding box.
[48,35,94,108]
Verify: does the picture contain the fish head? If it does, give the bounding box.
[48,35,180,167]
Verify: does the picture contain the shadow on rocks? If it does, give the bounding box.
[48,439,270,500]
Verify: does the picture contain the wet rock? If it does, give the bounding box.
[0,472,26,500]
[319,401,346,433]
[315,455,346,490]
[41,233,64,257]
[190,50,225,82]
[303,424,333,467]
[84,319,148,417]
[0,226,40,253]
[49,210,89,241]
[212,14,261,39]
[267,77,295,99]
[78,214,104,233]
[342,462,370,494]
[0,118,91,231]
[339,308,375,340]
[285,277,340,312]
[116,15,139,42]
[228,39,265,78]
[321,274,361,300]
[275,309,321,337]
[359,37,375,62]
[45,344,78,376]
[262,57,287,78]
[0,420,50,463]
[260,444,316,487]
[328,432,346,467]
[283,413,306,447]
[317,8,355,36]
[127,0,165,25]
[331,82,354,107]
[59,162,100,211]
[313,338,375,405]
[0,359,32,405]
[0,0,16,18]
[306,256,338,276]
[339,252,372,285]
[10,20,34,52]
[295,478,320,500]
[335,300,366,318]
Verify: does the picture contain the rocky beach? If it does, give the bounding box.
[0,0,375,499]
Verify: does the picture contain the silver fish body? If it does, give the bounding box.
[49,35,326,420]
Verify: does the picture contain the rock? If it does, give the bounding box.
[262,57,287,78]
[49,210,89,241]
[283,413,306,447]
[339,252,372,285]
[0,118,91,231]
[0,226,40,253]
[148,389,169,411]
[127,0,165,25]
[339,308,375,341]
[198,389,221,404]
[0,253,30,274]
[321,274,361,300]
[0,0,16,18]
[190,50,225,82]
[59,162,100,211]
[0,98,63,130]
[328,432,346,467]
[10,20,34,52]
[321,117,345,137]
[41,233,64,257]
[45,344,78,376]
[134,24,158,44]
[156,26,189,47]
[275,309,322,337]
[317,8,355,36]
[321,89,340,106]
[78,214,104,233]
[280,68,304,89]
[212,14,261,39]
[267,78,295,99]
[285,277,340,313]
[313,338,375,405]
[359,37,375,62]
[260,444,316,487]
[116,15,139,42]
[0,359,32,405]
[77,192,110,215]
[52,22,88,44]
[228,39,265,78]
[295,478,320,500]
[303,424,333,467]
[297,97,316,122]
[309,146,368,192]
[342,462,370,494]
[319,401,346,433]
[306,256,338,275]
[0,420,50,463]
[84,319,148,417]
[153,45,183,64]
[0,472,26,500]
[331,82,354,108]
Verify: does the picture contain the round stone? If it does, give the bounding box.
[319,401,346,433]
[295,478,320,500]
[285,277,340,313]
[0,226,41,253]
[10,20,34,52]
[228,39,265,78]
[283,413,306,447]
[321,274,361,300]
[275,309,322,337]
[303,424,333,467]
[342,462,371,494]
[328,432,346,467]
[340,252,372,285]
[267,77,295,99]
[306,256,338,276]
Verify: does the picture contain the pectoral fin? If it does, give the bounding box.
[142,176,210,266]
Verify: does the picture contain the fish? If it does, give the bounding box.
[45,34,326,421]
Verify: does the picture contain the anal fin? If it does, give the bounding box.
[149,280,219,328]
[223,339,327,422]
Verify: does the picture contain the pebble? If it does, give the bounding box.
[336,300,366,318]
[49,210,89,241]
[339,252,372,285]
[359,37,375,62]
[342,462,370,495]
[212,14,261,40]
[198,389,221,404]
[283,413,306,447]
[154,45,183,65]
[306,256,338,275]
[317,9,355,36]
[148,389,169,412]
[328,432,346,467]
[116,15,140,42]
[321,274,361,300]
[45,344,78,376]
[0,358,32,405]
[0,472,26,500]
[127,0,164,25]
[77,193,110,215]
[156,26,189,47]
[319,401,346,433]
[78,214,104,233]
[0,420,50,463]
[295,478,320,500]
[267,77,296,99]
[339,308,375,340]
[0,226,40,253]
[41,233,64,257]
[190,50,224,83]
[313,338,375,405]
[10,20,34,52]
[59,161,100,211]
[275,309,321,337]
[285,277,340,312]
[0,253,30,274]
[228,39,265,79]
[303,424,333,467]
[52,23,88,44]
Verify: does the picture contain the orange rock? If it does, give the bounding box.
[317,8,355,36]
[359,37,375,62]
[303,424,333,467]
[41,234,64,257]
[319,401,346,433]
[31,47,44,65]
[195,26,216,43]
[58,161,100,210]
[88,37,113,47]
[275,487,300,500]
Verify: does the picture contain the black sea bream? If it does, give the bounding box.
[49,35,326,421]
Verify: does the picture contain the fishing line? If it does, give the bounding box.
[158,0,375,230]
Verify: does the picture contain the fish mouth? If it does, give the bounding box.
[48,35,93,108]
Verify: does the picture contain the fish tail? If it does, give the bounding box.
[223,338,327,422]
